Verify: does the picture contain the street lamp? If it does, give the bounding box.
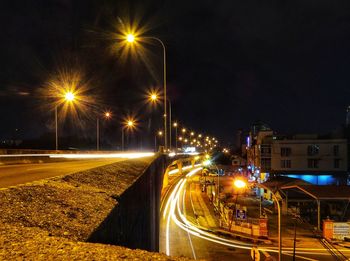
[125,33,168,150]
[233,179,282,261]
[146,89,173,151]
[154,130,163,152]
[173,122,178,151]
[55,91,76,150]
[96,111,111,151]
[126,34,135,43]
[122,118,136,151]
[148,90,159,104]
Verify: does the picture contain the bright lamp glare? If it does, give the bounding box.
[234,179,247,189]
[65,92,75,101]
[203,160,211,166]
[126,34,135,43]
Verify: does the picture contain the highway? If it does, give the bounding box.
[0,158,127,188]
[0,152,155,188]
[160,167,350,261]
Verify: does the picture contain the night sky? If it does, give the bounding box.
[1,0,350,145]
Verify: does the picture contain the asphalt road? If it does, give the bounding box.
[160,168,252,260]
[159,168,350,261]
[0,158,126,188]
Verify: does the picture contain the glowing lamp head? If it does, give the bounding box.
[105,112,111,118]
[126,34,135,43]
[127,120,134,127]
[151,94,157,100]
[173,122,178,127]
[203,160,211,166]
[234,179,247,189]
[65,91,75,102]
[158,131,163,136]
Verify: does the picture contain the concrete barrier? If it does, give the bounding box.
[87,155,167,251]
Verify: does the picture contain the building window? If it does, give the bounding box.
[261,145,271,156]
[334,159,340,169]
[281,160,291,168]
[333,145,339,156]
[307,159,319,168]
[307,145,319,156]
[281,147,291,157]
[261,158,271,170]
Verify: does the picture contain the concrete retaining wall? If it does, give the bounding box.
[88,155,167,251]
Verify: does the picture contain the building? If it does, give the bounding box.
[231,155,246,169]
[246,125,349,185]
[271,135,347,185]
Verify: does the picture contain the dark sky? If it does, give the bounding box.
[1,0,350,144]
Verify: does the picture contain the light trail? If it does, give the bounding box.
[164,167,202,256]
[49,152,155,159]
[183,187,197,259]
[0,152,155,159]
[168,164,202,175]
[162,167,350,260]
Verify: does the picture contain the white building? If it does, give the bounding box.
[246,127,349,185]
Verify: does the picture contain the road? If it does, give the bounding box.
[0,158,126,188]
[160,167,252,260]
[160,167,350,261]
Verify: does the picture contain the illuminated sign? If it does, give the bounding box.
[184,147,196,153]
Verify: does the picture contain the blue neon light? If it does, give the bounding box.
[282,174,335,185]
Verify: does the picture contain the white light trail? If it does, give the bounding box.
[49,152,155,159]
[163,166,348,260]
[182,187,197,259]
[168,164,202,175]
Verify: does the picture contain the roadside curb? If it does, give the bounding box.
[211,228,272,245]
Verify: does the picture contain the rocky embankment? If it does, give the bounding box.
[0,157,191,260]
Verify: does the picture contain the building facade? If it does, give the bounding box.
[246,126,349,185]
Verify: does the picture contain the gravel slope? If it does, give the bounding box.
[0,157,193,260]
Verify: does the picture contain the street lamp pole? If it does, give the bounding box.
[121,119,135,151]
[55,105,58,150]
[155,131,163,152]
[121,127,125,151]
[54,91,75,151]
[97,117,99,151]
[146,37,167,151]
[169,99,171,150]
[173,122,178,151]
[258,183,282,261]
[126,35,167,150]
[154,134,157,152]
[124,32,168,150]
